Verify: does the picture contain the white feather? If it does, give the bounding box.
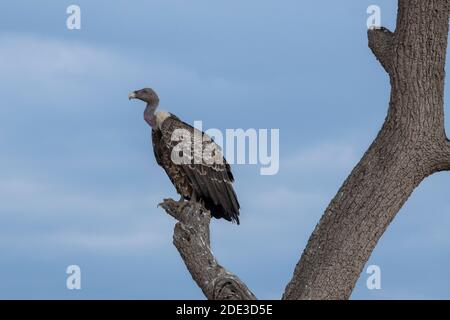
[155,111,171,129]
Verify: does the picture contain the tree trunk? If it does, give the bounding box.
[283,0,450,299]
[160,0,450,300]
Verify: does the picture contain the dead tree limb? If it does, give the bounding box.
[159,199,256,300]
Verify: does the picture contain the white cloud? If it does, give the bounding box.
[0,32,245,107]
[247,187,326,212]
[0,176,171,252]
[0,228,167,253]
[0,33,124,82]
[283,141,360,173]
[0,176,161,217]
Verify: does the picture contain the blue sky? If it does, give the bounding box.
[0,0,449,299]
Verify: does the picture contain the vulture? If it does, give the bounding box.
[129,88,240,224]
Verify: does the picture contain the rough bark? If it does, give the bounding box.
[159,199,256,300]
[283,0,450,299]
[159,0,450,300]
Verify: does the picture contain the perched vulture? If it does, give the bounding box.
[129,88,240,224]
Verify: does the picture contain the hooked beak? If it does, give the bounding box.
[128,91,137,100]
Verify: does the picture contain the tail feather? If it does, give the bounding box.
[203,197,240,224]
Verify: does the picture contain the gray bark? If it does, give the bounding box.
[159,0,450,300]
[283,0,450,299]
[159,199,256,300]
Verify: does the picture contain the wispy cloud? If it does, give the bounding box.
[283,141,361,173]
[0,176,162,217]
[247,187,326,212]
[0,228,167,253]
[0,176,170,252]
[0,31,259,121]
[0,33,118,77]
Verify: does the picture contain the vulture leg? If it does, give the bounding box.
[190,190,205,208]
[174,195,191,212]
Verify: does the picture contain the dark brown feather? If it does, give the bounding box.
[153,115,240,224]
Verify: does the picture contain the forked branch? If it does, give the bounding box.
[368,27,394,74]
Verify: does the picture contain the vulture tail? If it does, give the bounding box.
[203,197,240,225]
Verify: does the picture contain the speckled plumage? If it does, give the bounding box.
[130,87,240,224]
[152,114,240,224]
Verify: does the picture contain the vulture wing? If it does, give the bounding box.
[160,115,240,224]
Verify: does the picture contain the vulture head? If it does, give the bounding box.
[128,88,159,107]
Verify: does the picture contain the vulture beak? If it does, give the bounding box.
[128,91,137,100]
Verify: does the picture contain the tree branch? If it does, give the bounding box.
[283,0,450,300]
[159,199,256,300]
[368,27,394,74]
[158,0,450,301]
[435,139,450,172]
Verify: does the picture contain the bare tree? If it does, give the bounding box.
[159,0,450,300]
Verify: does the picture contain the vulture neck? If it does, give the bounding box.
[144,102,158,129]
